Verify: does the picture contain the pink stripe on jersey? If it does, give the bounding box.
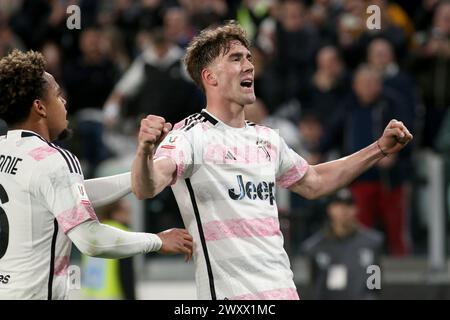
[56,203,98,233]
[230,288,299,300]
[28,145,58,161]
[154,148,186,183]
[203,217,281,241]
[276,160,309,188]
[54,256,70,276]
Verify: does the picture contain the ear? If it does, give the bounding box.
[201,68,218,87]
[32,99,47,119]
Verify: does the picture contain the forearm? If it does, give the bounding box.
[310,141,384,198]
[131,150,157,199]
[84,172,131,208]
[68,220,162,258]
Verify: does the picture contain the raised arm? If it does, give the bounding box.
[131,115,176,200]
[290,119,413,199]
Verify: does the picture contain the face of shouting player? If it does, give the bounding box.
[209,40,256,107]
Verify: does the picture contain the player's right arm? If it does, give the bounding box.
[131,115,176,199]
[35,154,192,260]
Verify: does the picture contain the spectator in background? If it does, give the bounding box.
[9,0,66,50]
[302,188,383,300]
[179,0,229,30]
[249,45,279,113]
[0,10,25,57]
[289,112,328,253]
[413,0,440,33]
[367,38,418,134]
[336,0,368,68]
[235,0,271,42]
[268,0,320,108]
[104,28,201,130]
[63,26,119,177]
[309,0,342,45]
[81,199,137,300]
[41,41,63,83]
[412,0,450,150]
[297,45,350,127]
[99,0,148,58]
[163,6,195,49]
[297,113,325,165]
[319,65,412,256]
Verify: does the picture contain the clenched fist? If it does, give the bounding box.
[138,115,172,155]
[157,228,193,262]
[378,119,413,155]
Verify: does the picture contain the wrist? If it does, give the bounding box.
[149,233,163,252]
[376,140,389,157]
[138,143,154,157]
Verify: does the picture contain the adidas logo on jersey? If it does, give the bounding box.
[224,151,237,160]
[228,175,275,205]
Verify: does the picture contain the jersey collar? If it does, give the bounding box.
[6,129,47,142]
[201,109,249,130]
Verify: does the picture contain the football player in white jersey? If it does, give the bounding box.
[131,22,413,300]
[0,50,193,300]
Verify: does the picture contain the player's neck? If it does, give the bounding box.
[206,99,245,128]
[10,121,50,141]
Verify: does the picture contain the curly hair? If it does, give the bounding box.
[0,50,47,126]
[184,21,250,91]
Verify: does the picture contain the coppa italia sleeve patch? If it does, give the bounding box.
[160,135,179,149]
[74,183,91,205]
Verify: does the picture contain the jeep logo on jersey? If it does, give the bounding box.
[228,175,275,205]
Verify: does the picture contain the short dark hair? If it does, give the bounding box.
[0,50,47,126]
[184,21,250,91]
[329,188,354,205]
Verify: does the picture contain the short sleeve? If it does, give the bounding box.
[276,136,309,188]
[34,160,98,234]
[154,130,194,184]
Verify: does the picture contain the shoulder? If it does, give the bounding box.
[358,226,384,247]
[173,111,218,132]
[301,230,327,254]
[33,140,83,177]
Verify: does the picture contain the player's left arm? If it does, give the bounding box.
[289,119,413,199]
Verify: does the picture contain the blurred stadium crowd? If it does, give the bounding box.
[0,0,450,259]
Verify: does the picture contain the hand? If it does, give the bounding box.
[157,228,193,262]
[138,115,172,156]
[377,119,413,155]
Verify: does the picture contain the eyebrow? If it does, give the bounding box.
[56,86,63,97]
[228,52,253,60]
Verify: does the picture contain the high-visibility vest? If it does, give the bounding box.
[81,220,129,300]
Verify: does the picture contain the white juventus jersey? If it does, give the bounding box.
[0,130,97,299]
[155,110,309,300]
